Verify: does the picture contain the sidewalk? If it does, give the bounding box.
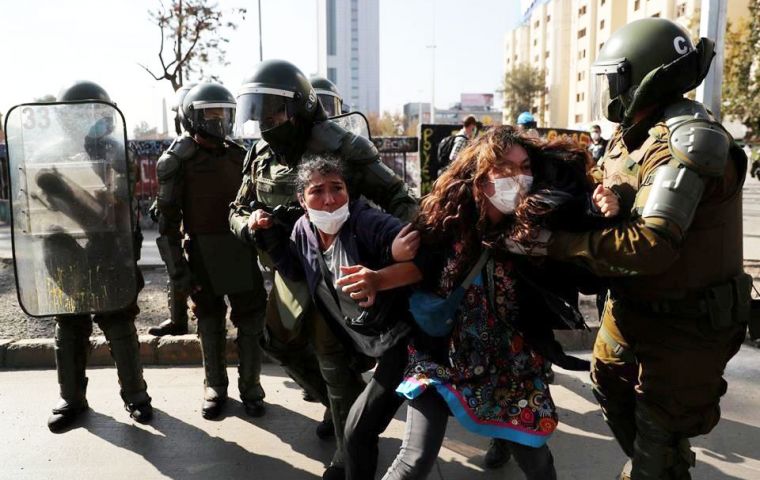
[2,348,759,479]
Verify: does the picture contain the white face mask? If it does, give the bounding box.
[591,132,601,141]
[307,202,350,235]
[486,175,533,215]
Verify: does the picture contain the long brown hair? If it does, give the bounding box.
[415,126,593,274]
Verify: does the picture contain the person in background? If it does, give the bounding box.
[588,124,608,163]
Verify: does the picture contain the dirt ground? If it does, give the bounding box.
[1,258,758,340]
[0,259,195,339]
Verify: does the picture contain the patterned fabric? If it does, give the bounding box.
[397,248,558,447]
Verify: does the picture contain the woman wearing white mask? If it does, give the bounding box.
[254,155,424,480]
[380,126,619,480]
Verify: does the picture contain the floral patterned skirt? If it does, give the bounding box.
[397,275,558,447]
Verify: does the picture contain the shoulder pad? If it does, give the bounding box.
[309,120,346,152]
[166,134,198,161]
[254,138,270,156]
[156,150,181,181]
[667,113,730,177]
[242,139,271,174]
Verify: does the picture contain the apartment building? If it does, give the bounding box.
[504,0,749,129]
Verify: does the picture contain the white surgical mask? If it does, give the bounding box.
[307,202,350,235]
[486,175,533,215]
[591,132,601,141]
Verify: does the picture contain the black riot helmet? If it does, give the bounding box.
[182,82,236,140]
[591,18,715,124]
[57,80,113,104]
[172,83,197,134]
[234,59,325,145]
[310,75,343,117]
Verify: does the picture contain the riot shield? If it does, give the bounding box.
[331,112,372,140]
[3,101,138,316]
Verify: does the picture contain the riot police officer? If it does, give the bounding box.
[310,75,343,118]
[155,82,268,419]
[544,19,749,479]
[46,81,153,432]
[148,82,196,337]
[229,59,416,479]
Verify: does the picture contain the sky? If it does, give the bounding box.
[0,0,523,134]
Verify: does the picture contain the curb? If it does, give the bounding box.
[0,334,264,369]
[2,328,757,370]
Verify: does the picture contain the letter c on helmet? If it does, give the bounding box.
[673,36,690,55]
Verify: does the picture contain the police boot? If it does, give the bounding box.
[99,317,152,423]
[484,438,512,469]
[148,283,189,336]
[48,318,91,433]
[632,403,695,480]
[316,407,335,440]
[198,318,229,420]
[318,352,365,480]
[236,323,266,417]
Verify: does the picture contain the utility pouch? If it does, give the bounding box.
[749,300,760,340]
[731,273,752,325]
[704,282,734,330]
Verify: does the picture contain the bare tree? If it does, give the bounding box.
[140,0,247,91]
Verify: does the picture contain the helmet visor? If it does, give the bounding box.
[190,103,235,139]
[234,87,297,138]
[591,59,630,121]
[317,92,341,118]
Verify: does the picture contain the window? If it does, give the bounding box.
[634,0,640,10]
[575,114,584,123]
[652,12,660,17]
[545,51,550,59]
[578,5,587,16]
[546,14,551,22]
[601,0,606,5]
[676,3,687,17]
[578,28,587,39]
[327,68,337,83]
[534,20,540,28]
[600,19,605,29]
[534,55,539,62]
[599,42,605,51]
[577,71,585,81]
[578,49,587,60]
[533,38,538,46]
[532,107,538,114]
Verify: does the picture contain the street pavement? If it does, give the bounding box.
[1,348,759,479]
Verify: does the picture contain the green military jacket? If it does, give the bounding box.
[549,100,746,301]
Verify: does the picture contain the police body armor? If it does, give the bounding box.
[158,135,256,296]
[604,99,749,320]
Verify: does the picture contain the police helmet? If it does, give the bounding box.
[182,82,236,140]
[591,18,715,124]
[310,75,343,117]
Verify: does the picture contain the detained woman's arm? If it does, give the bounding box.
[335,262,422,308]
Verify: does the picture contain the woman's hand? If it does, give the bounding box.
[336,265,379,307]
[392,223,421,262]
[592,184,620,218]
[248,209,273,231]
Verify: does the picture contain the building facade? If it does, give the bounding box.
[504,0,749,129]
[316,0,380,115]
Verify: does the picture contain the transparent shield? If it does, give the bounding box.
[4,101,138,316]
[330,112,372,140]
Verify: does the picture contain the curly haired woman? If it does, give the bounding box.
[381,125,618,480]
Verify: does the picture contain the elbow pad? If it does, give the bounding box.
[641,163,704,237]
